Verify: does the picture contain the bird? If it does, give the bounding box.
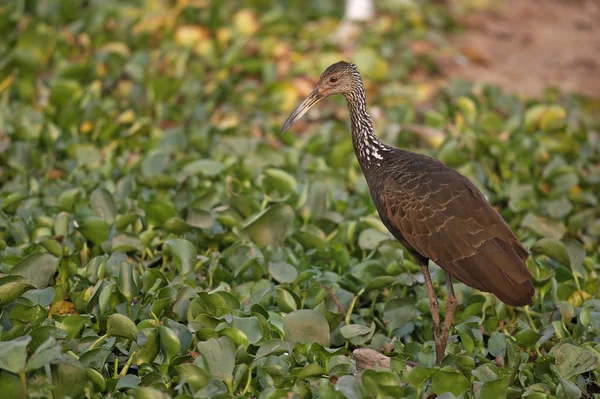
[281,61,535,365]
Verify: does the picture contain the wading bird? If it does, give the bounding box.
[282,61,534,365]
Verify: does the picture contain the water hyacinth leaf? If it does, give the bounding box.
[245,203,295,247]
[107,313,138,341]
[531,238,570,265]
[118,262,140,301]
[0,276,35,306]
[176,363,210,392]
[183,159,226,177]
[85,368,106,391]
[0,336,30,373]
[521,213,565,239]
[551,343,598,378]
[283,309,330,346]
[158,325,181,363]
[134,329,159,365]
[255,339,291,360]
[164,239,197,275]
[196,336,236,382]
[90,188,118,223]
[431,367,469,396]
[78,216,110,245]
[231,316,263,345]
[358,228,390,250]
[26,337,63,371]
[407,366,437,389]
[111,233,143,253]
[478,377,509,399]
[79,348,111,370]
[52,356,87,399]
[115,374,141,390]
[133,387,171,399]
[0,374,24,398]
[9,252,59,289]
[268,261,298,283]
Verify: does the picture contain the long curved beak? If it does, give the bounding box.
[281,89,324,133]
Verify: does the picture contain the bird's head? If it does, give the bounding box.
[282,61,359,133]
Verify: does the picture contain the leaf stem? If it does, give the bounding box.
[89,333,109,350]
[19,370,27,399]
[241,363,253,396]
[119,350,137,377]
[345,288,364,325]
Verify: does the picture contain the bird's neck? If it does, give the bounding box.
[344,84,388,171]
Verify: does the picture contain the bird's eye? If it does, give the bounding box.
[329,77,337,83]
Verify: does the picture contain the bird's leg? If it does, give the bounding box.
[420,264,443,365]
[440,274,457,362]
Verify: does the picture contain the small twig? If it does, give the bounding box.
[319,283,343,315]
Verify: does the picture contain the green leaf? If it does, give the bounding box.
[78,216,110,245]
[407,366,436,388]
[431,367,469,396]
[358,228,390,250]
[9,252,59,289]
[0,275,35,306]
[0,336,31,373]
[268,261,298,283]
[26,337,63,371]
[90,188,117,223]
[164,239,197,275]
[255,339,291,360]
[176,363,210,392]
[551,343,598,378]
[245,203,294,247]
[283,309,330,346]
[52,356,87,399]
[183,159,226,177]
[118,262,140,301]
[197,336,236,382]
[107,313,138,341]
[231,316,263,345]
[158,326,181,363]
[115,374,141,390]
[479,377,509,399]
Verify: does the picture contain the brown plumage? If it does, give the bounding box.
[374,154,533,306]
[282,61,535,364]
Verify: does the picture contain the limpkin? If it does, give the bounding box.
[282,61,535,365]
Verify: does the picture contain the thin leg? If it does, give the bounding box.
[440,274,458,361]
[421,264,443,365]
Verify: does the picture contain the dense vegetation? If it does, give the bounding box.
[0,1,599,398]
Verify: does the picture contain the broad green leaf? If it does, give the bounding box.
[245,203,294,247]
[90,188,117,223]
[26,337,63,371]
[431,367,469,396]
[164,239,197,275]
[118,262,140,301]
[107,313,138,341]
[158,326,181,363]
[78,216,110,245]
[0,336,31,373]
[9,252,59,289]
[0,275,35,306]
[551,343,598,378]
[197,336,236,382]
[283,309,330,346]
[52,356,87,399]
[268,261,298,283]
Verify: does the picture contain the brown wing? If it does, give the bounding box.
[378,162,534,306]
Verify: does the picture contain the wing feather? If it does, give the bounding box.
[377,164,534,306]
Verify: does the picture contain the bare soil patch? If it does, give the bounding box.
[441,0,600,98]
